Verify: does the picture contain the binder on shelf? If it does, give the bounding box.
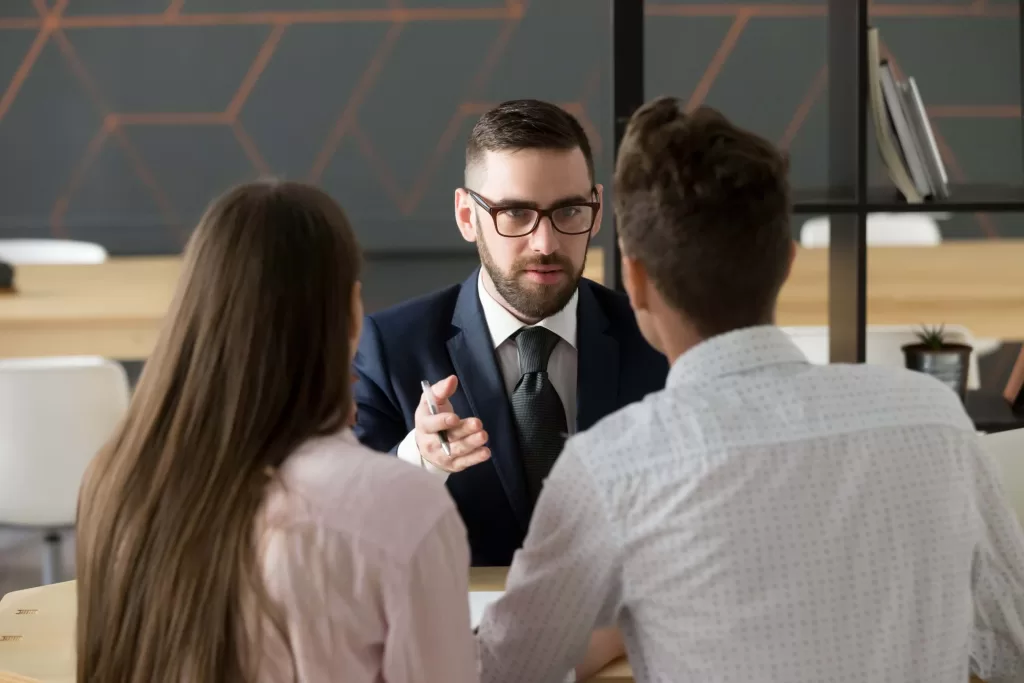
[867,27,922,203]
[905,76,950,198]
[880,61,931,198]
[867,27,949,204]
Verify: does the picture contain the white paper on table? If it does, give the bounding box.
[468,591,504,628]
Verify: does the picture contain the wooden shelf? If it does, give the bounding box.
[792,188,857,214]
[866,185,1024,213]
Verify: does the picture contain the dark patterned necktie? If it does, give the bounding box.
[510,326,568,504]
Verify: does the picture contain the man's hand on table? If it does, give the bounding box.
[574,628,626,681]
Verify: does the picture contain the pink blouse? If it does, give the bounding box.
[252,429,478,683]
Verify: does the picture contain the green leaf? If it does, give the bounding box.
[915,324,947,350]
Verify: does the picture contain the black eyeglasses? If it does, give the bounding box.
[465,188,600,238]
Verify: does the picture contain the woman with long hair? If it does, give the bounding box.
[75,180,477,683]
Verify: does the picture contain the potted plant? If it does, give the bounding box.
[902,324,973,401]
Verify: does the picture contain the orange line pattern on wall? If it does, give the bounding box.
[0,0,1018,238]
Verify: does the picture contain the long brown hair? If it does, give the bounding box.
[75,180,362,683]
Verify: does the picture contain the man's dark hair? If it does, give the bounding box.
[466,99,595,183]
[614,96,792,338]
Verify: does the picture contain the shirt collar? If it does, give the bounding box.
[476,270,578,350]
[667,325,809,388]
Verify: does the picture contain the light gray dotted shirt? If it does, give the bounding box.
[476,325,1024,683]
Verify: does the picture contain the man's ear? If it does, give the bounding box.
[591,183,605,239]
[620,246,649,314]
[454,188,477,243]
[349,281,364,358]
[784,239,797,281]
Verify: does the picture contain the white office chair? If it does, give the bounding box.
[0,357,129,584]
[799,213,942,248]
[982,428,1024,527]
[782,324,982,390]
[0,239,108,265]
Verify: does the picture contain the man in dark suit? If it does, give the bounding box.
[353,99,668,566]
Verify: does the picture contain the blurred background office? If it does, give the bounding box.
[1,0,1022,595]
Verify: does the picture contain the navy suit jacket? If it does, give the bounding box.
[352,269,668,566]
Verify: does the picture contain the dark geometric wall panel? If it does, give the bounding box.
[0,38,105,238]
[237,22,393,182]
[0,0,1021,256]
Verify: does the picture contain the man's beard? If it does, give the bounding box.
[477,233,586,322]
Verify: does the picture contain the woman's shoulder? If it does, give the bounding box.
[261,429,458,556]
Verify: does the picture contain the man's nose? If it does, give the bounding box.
[528,216,559,255]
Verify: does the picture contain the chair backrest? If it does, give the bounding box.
[0,357,129,527]
[982,428,1024,526]
[0,239,108,265]
[781,324,982,390]
[0,580,77,681]
[800,213,943,248]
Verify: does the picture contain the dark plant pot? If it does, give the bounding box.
[902,343,973,401]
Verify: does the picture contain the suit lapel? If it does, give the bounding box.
[575,280,620,432]
[446,270,530,530]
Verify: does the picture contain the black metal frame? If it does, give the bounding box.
[609,0,869,363]
[826,0,869,363]
[609,0,643,293]
[609,0,1024,368]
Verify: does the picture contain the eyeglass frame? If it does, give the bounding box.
[463,187,601,237]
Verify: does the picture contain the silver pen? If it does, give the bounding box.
[420,380,452,457]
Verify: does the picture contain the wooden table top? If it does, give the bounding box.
[0,572,630,682]
[2,572,988,683]
[0,241,1022,360]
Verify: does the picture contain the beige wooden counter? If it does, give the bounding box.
[0,241,1022,359]
[0,257,180,360]
[0,572,631,682]
[0,581,75,683]
[0,249,605,360]
[779,240,1024,339]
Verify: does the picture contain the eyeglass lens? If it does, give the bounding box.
[495,205,594,236]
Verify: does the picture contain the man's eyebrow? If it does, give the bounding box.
[490,193,593,208]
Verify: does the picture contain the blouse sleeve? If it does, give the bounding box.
[381,504,478,683]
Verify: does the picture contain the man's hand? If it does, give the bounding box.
[574,628,626,681]
[415,375,490,473]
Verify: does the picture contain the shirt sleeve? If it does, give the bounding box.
[476,443,622,683]
[396,429,450,480]
[382,504,476,683]
[968,438,1024,682]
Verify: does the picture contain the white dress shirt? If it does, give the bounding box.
[397,272,578,478]
[476,325,1024,683]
